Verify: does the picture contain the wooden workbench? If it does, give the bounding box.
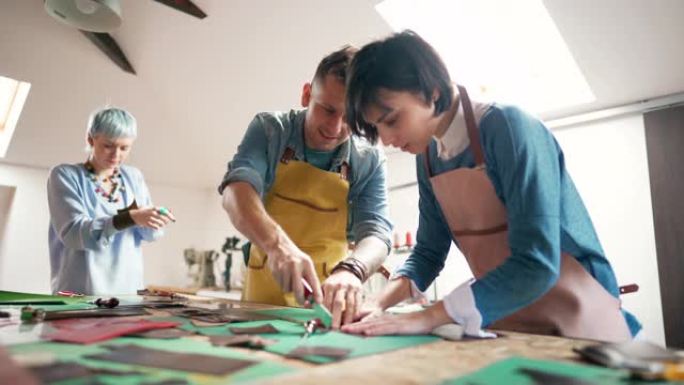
[0,292,602,384]
[175,294,597,385]
[247,331,593,385]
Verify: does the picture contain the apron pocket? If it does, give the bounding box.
[273,193,339,213]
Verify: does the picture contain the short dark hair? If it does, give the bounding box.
[313,45,358,85]
[345,30,453,144]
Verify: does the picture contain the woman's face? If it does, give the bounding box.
[88,134,134,171]
[363,88,440,154]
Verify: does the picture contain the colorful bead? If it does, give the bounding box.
[84,161,125,204]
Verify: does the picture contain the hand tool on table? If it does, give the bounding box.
[300,278,332,332]
[56,290,85,297]
[234,279,332,341]
[282,280,354,360]
[575,340,684,381]
[287,278,332,349]
[92,297,119,308]
[137,288,176,298]
[20,305,146,323]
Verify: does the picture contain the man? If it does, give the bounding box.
[219,46,393,328]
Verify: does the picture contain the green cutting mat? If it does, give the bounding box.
[185,319,439,364]
[10,337,295,385]
[0,290,92,306]
[251,307,318,323]
[440,356,675,385]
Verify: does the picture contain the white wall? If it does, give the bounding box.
[0,164,52,293]
[0,184,16,290]
[385,113,664,344]
[0,163,237,293]
[138,183,240,289]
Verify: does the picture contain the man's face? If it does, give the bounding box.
[301,74,350,151]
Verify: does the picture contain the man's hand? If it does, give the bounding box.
[222,182,323,305]
[322,270,364,329]
[266,243,322,305]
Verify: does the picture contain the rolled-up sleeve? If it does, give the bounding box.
[218,115,270,196]
[471,107,562,326]
[47,166,118,252]
[351,155,393,251]
[394,155,452,291]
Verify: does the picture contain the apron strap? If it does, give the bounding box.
[423,84,485,176]
[280,148,296,164]
[423,151,434,178]
[281,146,351,181]
[340,162,350,181]
[457,84,485,167]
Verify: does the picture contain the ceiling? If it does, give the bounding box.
[1,0,683,188]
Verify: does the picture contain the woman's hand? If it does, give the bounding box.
[355,299,385,322]
[130,207,174,230]
[341,301,452,336]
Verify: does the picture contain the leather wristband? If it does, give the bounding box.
[331,258,369,282]
[112,211,135,230]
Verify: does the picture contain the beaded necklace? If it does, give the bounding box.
[83,161,126,203]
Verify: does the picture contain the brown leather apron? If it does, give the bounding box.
[425,85,631,342]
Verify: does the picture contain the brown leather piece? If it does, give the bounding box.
[209,335,278,349]
[42,307,148,321]
[28,362,141,383]
[517,368,598,385]
[86,344,257,376]
[286,346,351,360]
[170,307,272,324]
[140,379,189,385]
[229,324,279,334]
[44,318,179,344]
[128,328,196,339]
[193,314,256,324]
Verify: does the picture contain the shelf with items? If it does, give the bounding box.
[392,230,415,254]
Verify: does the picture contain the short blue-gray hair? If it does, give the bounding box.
[86,107,137,141]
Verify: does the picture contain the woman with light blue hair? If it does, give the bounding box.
[47,107,175,295]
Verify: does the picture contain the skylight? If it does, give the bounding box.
[375,0,595,114]
[0,75,31,158]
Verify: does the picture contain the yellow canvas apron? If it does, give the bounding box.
[242,148,350,306]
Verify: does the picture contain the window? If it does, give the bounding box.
[0,75,31,157]
[375,0,595,114]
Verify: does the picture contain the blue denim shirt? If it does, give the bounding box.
[219,109,393,249]
[395,104,641,336]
